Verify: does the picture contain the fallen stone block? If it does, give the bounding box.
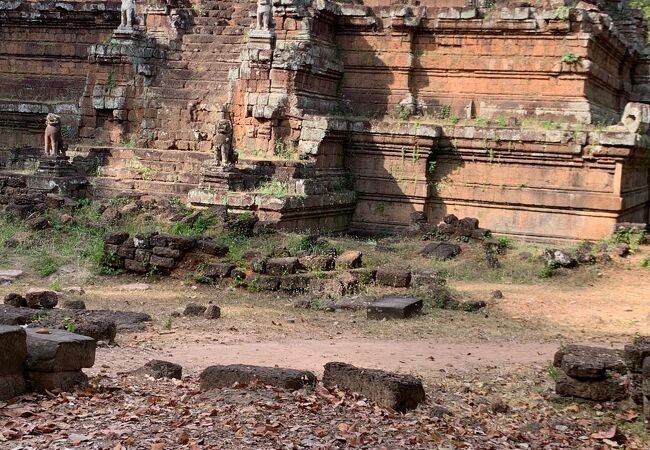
[336,250,362,268]
[197,239,229,256]
[543,249,577,268]
[410,268,446,289]
[25,328,96,372]
[0,305,33,325]
[62,299,86,310]
[624,336,650,372]
[322,362,425,412]
[204,305,221,319]
[25,288,58,309]
[74,319,117,343]
[460,300,487,311]
[299,255,335,271]
[266,257,300,276]
[138,360,182,379]
[204,263,235,279]
[367,296,422,320]
[420,242,461,260]
[26,370,88,392]
[280,273,314,292]
[200,364,316,391]
[555,372,628,402]
[0,325,26,376]
[183,303,206,317]
[554,345,627,379]
[104,231,129,245]
[375,267,411,288]
[345,268,376,284]
[0,326,27,399]
[4,293,26,307]
[248,275,280,291]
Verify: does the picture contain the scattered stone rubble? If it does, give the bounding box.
[0,325,96,399]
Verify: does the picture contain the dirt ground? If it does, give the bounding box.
[1,235,649,448]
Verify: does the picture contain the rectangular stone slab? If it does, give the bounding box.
[200,364,316,391]
[0,325,26,376]
[367,296,423,320]
[25,329,96,372]
[322,362,425,412]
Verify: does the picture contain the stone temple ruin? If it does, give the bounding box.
[1,0,650,239]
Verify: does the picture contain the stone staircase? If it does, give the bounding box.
[144,0,254,151]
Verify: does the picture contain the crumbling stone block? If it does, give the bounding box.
[204,305,221,319]
[4,293,26,307]
[298,255,335,271]
[322,362,425,411]
[554,344,628,402]
[104,231,130,245]
[183,303,206,317]
[367,296,422,320]
[197,239,229,256]
[421,242,461,260]
[266,257,300,275]
[139,360,182,379]
[280,273,313,292]
[204,263,235,279]
[25,288,58,309]
[0,325,27,400]
[336,250,362,268]
[411,269,446,289]
[624,336,650,372]
[25,328,96,372]
[200,364,316,390]
[375,267,411,288]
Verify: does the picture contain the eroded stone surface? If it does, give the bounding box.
[375,267,411,288]
[25,328,96,372]
[322,362,425,412]
[139,360,183,380]
[200,364,316,391]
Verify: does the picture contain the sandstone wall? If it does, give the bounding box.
[0,0,120,149]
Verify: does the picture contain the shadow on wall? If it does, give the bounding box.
[424,135,466,226]
[336,32,393,118]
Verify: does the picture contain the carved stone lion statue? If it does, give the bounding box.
[44,113,66,156]
[213,119,237,167]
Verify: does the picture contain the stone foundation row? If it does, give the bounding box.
[0,325,96,401]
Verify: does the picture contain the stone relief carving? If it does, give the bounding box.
[120,0,137,29]
[43,113,66,157]
[256,0,272,31]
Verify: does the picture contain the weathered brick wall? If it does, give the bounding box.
[336,5,640,124]
[0,0,120,149]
